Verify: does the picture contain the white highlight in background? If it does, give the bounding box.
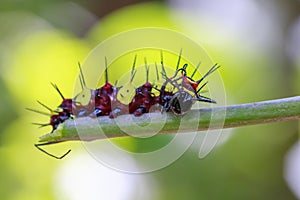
[54,152,159,200]
[285,141,300,199]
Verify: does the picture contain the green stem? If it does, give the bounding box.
[39,96,300,143]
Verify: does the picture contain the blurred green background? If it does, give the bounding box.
[1,0,300,199]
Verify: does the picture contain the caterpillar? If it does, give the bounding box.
[29,51,220,159]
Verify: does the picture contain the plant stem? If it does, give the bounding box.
[39,96,300,143]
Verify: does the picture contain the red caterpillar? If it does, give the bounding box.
[29,52,219,159]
